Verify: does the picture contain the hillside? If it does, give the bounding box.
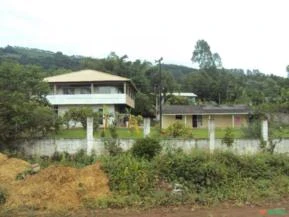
[0,46,194,78]
[0,46,82,71]
[1,45,289,107]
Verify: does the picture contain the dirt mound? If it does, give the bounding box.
[5,162,109,210]
[0,153,31,184]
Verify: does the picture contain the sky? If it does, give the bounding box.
[0,0,288,77]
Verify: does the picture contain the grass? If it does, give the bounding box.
[53,127,145,139]
[191,128,244,139]
[50,126,289,139]
[52,127,243,139]
[272,127,289,138]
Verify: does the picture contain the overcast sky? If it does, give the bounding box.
[1,0,288,76]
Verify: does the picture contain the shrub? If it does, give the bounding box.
[166,122,192,138]
[154,151,227,191]
[63,107,100,130]
[104,139,122,156]
[100,153,156,196]
[131,137,161,160]
[103,125,122,156]
[222,127,234,147]
[242,120,261,139]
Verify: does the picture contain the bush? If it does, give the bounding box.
[100,153,156,196]
[242,120,261,139]
[131,137,161,160]
[104,139,122,156]
[32,150,98,168]
[222,127,234,147]
[63,107,101,130]
[103,125,122,156]
[166,122,192,138]
[155,151,227,191]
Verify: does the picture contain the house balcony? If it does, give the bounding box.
[46,93,135,108]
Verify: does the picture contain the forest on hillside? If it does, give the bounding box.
[1,41,289,116]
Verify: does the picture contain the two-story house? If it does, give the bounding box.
[44,69,136,124]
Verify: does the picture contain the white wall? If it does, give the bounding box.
[19,138,289,156]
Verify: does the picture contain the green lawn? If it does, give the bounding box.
[271,127,289,138]
[191,128,244,139]
[52,127,242,139]
[51,126,289,139]
[53,127,144,139]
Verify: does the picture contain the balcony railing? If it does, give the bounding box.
[46,93,134,108]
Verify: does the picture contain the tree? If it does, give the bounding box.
[133,92,155,117]
[191,39,222,69]
[63,107,101,130]
[166,95,189,105]
[0,61,55,148]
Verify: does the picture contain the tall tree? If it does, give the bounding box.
[0,61,55,148]
[191,39,222,69]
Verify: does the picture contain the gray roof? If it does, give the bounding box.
[163,104,251,115]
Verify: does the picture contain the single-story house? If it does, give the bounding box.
[162,104,251,129]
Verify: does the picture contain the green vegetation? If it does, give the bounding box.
[2,44,289,113]
[27,149,98,169]
[166,122,193,138]
[15,148,289,208]
[0,61,56,149]
[63,107,101,130]
[96,150,289,208]
[131,137,161,160]
[50,126,289,139]
[52,127,145,139]
[103,126,123,156]
[222,127,235,147]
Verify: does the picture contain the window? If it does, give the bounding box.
[63,87,74,94]
[175,115,182,120]
[80,87,91,94]
[94,86,119,94]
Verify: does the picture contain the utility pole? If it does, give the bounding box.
[155,57,163,130]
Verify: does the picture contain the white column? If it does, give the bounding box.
[208,118,215,153]
[262,119,268,143]
[86,117,94,154]
[143,118,151,137]
[232,115,235,128]
[91,83,94,94]
[53,84,57,95]
[184,115,187,127]
[123,82,127,94]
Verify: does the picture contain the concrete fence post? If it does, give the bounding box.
[143,118,151,137]
[86,117,94,154]
[261,119,269,143]
[208,118,215,153]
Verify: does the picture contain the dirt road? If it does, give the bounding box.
[2,202,289,217]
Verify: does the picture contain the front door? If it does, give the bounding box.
[192,115,198,128]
